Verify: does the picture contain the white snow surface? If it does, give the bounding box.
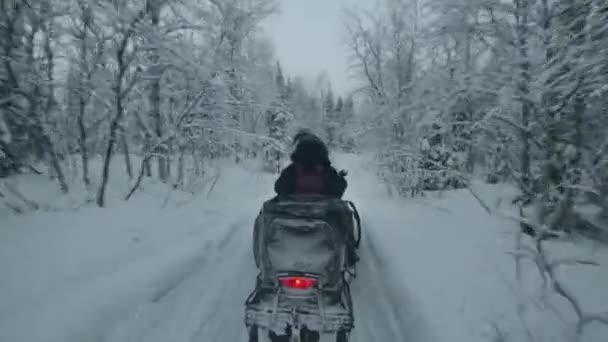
[1,153,607,342]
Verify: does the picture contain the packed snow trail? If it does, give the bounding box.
[349,232,435,342]
[104,216,257,342]
[99,154,436,342]
[339,154,436,342]
[101,222,434,342]
[1,156,433,342]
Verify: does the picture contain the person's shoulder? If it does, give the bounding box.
[325,165,344,176]
[279,164,295,175]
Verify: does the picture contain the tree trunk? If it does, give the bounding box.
[166,138,173,179]
[516,0,532,190]
[121,134,133,179]
[97,116,120,207]
[143,134,152,177]
[570,95,585,187]
[77,6,91,187]
[144,155,152,177]
[538,0,558,223]
[466,26,475,173]
[601,181,608,219]
[125,155,153,201]
[538,0,589,229]
[149,2,167,183]
[175,146,185,189]
[193,149,202,176]
[34,130,68,193]
[47,145,69,193]
[78,97,90,186]
[68,152,77,181]
[38,15,69,194]
[97,38,129,207]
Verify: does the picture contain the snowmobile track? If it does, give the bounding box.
[350,221,435,342]
[101,215,255,342]
[102,213,436,342]
[149,218,248,304]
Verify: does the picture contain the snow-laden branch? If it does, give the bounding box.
[580,312,608,327]
[125,87,208,201]
[488,114,543,149]
[343,8,386,100]
[469,184,608,339]
[548,258,599,268]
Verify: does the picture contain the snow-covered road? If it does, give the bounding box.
[100,214,434,342]
[1,155,436,342]
[104,215,257,342]
[98,158,437,342]
[2,154,607,342]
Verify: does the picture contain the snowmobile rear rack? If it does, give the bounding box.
[245,303,353,333]
[244,277,354,333]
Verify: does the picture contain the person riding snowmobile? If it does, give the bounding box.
[264,130,358,267]
[274,131,347,197]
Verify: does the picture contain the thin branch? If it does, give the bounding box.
[549,259,600,268]
[467,186,493,215]
[489,115,543,149]
[125,87,208,201]
[580,312,608,327]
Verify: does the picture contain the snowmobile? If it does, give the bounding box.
[245,195,361,342]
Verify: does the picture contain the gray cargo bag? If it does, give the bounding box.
[253,195,355,290]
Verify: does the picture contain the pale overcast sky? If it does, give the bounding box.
[263,0,372,96]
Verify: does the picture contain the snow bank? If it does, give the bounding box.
[336,152,608,342]
[0,160,275,342]
[0,154,275,216]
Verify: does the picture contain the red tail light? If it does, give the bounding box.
[279,276,317,290]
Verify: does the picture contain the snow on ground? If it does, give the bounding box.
[335,153,608,342]
[1,152,607,342]
[0,158,274,342]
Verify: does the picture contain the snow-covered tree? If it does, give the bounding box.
[263,99,293,172]
[0,0,290,207]
[0,0,69,192]
[344,0,608,234]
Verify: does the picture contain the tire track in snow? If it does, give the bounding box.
[102,215,254,342]
[351,231,402,341]
[28,217,247,342]
[336,153,436,341]
[149,240,214,303]
[103,179,435,342]
[149,217,248,304]
[351,221,436,342]
[191,247,254,342]
[186,228,255,342]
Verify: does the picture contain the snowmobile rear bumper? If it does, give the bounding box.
[244,304,353,333]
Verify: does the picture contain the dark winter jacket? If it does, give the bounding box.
[274,163,347,197]
[274,131,347,198]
